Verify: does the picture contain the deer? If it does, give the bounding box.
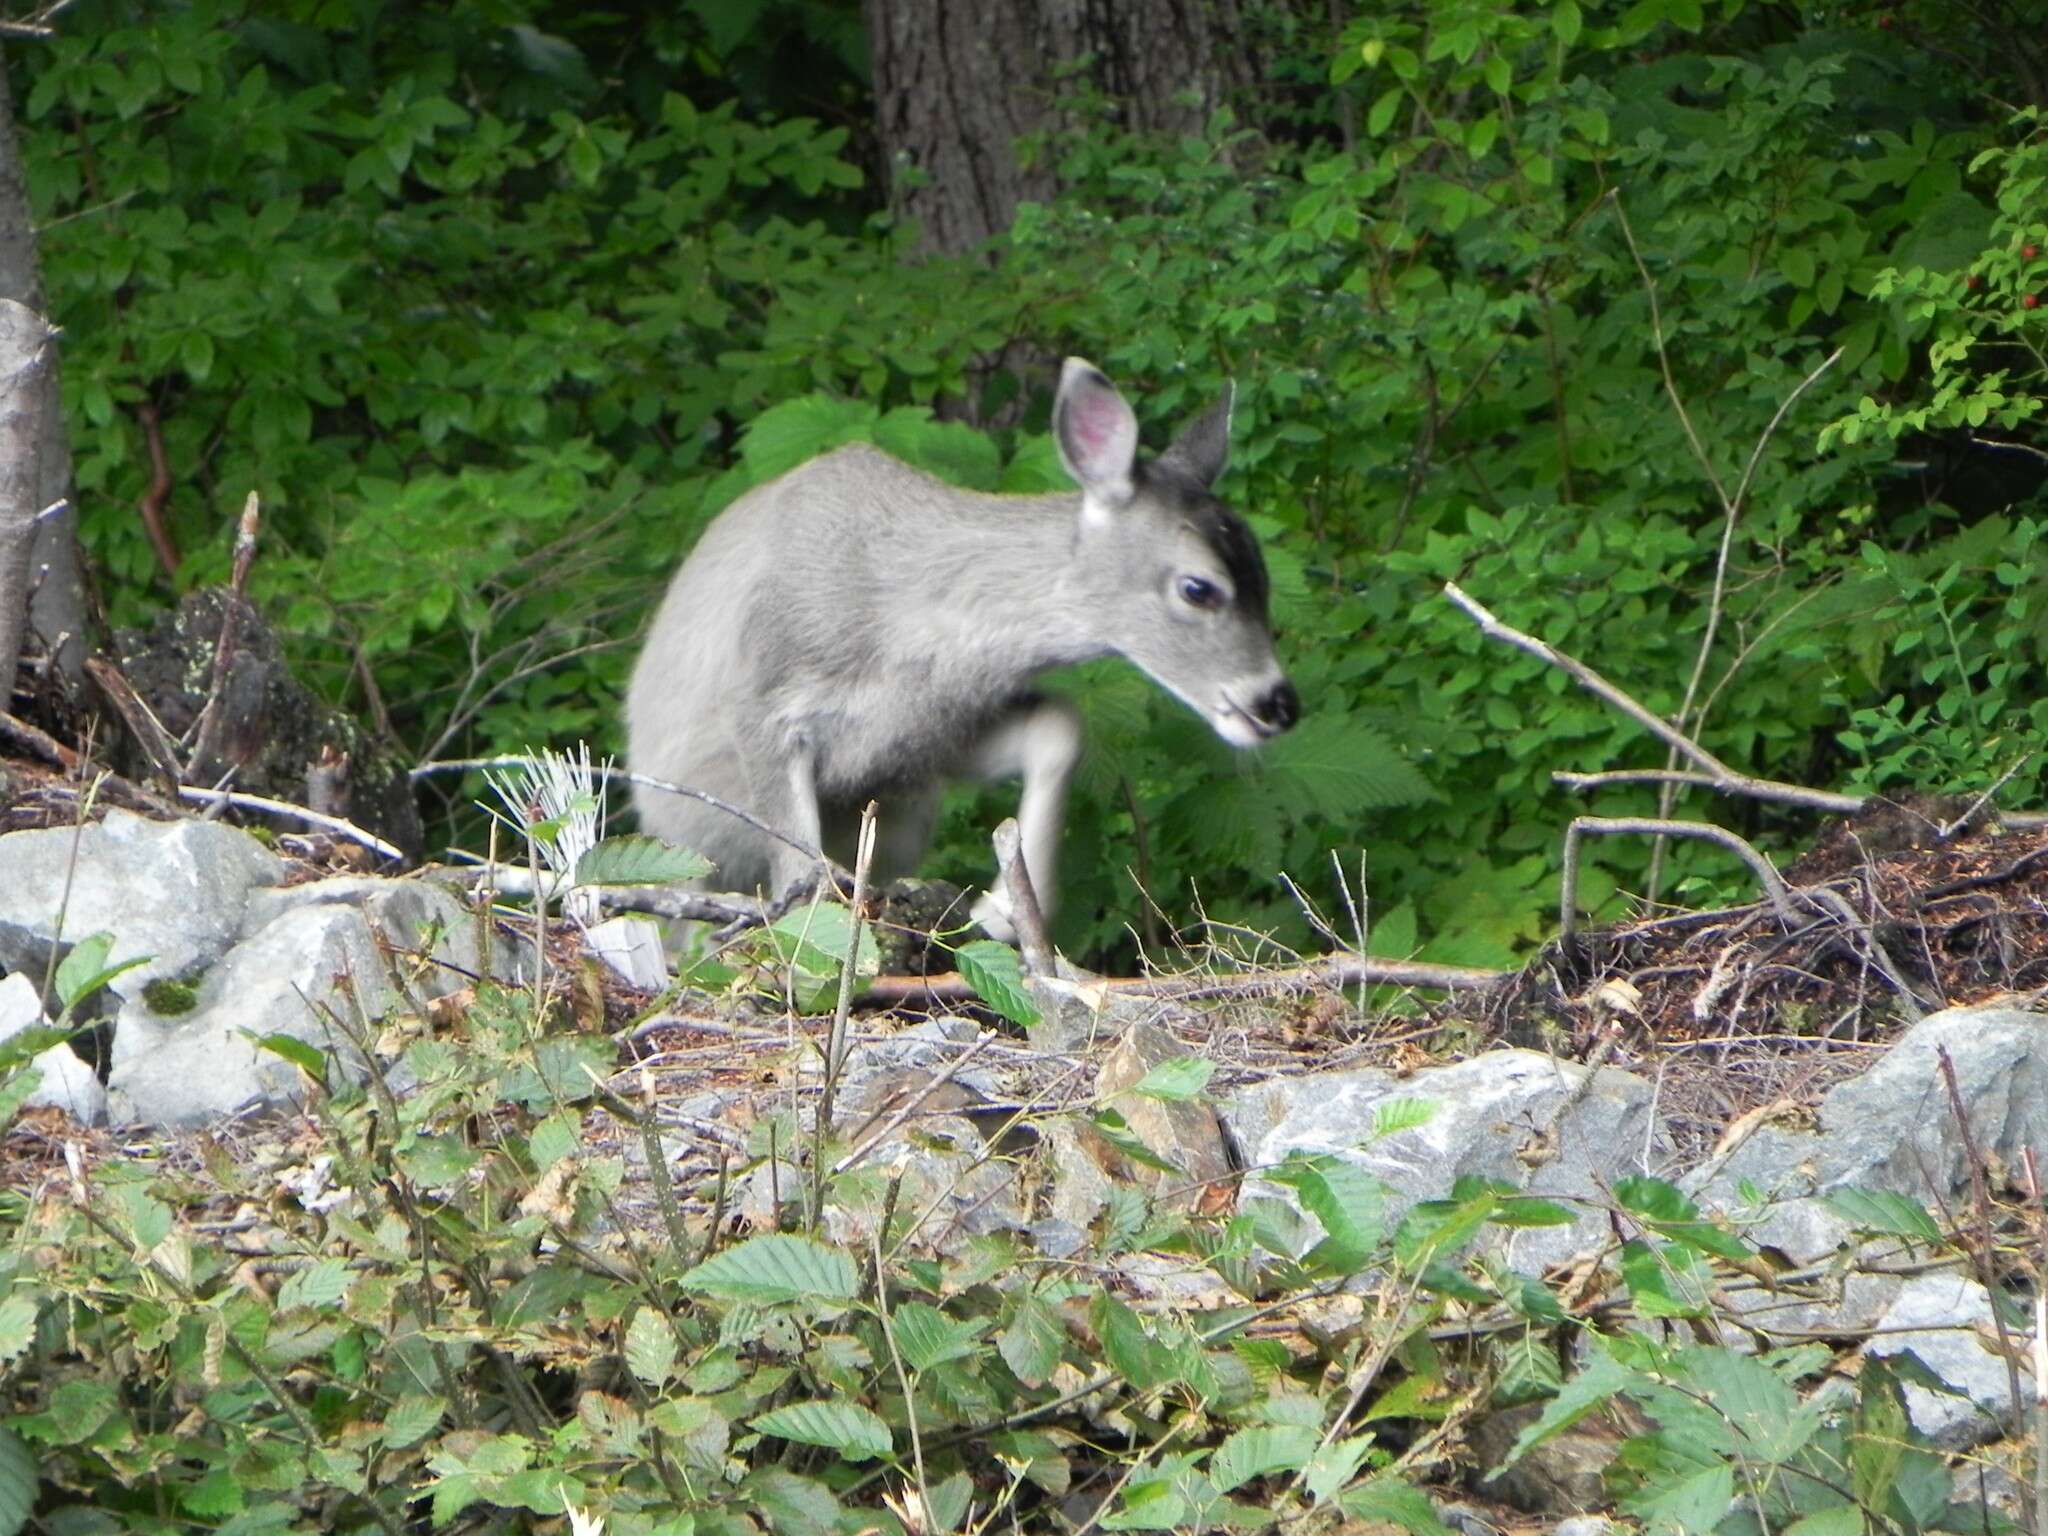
[624,357,1299,940]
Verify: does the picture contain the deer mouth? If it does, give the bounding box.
[1215,696,1284,747]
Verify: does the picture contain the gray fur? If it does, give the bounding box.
[624,358,1297,936]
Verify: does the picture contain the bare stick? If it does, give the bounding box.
[859,950,1505,1009]
[992,816,1056,977]
[414,755,824,863]
[1447,582,1863,814]
[174,784,404,862]
[80,656,183,787]
[1938,752,2033,842]
[1561,816,1793,940]
[815,801,878,1156]
[448,862,765,926]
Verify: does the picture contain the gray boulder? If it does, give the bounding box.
[0,809,283,995]
[107,876,484,1127]
[1225,1048,1665,1272]
[1866,1272,2036,1450]
[0,972,107,1125]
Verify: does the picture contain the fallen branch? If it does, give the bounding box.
[1446,582,1864,815]
[0,707,78,769]
[174,784,404,862]
[992,816,1055,978]
[1562,816,1794,940]
[81,656,182,787]
[444,860,768,928]
[414,755,824,863]
[858,951,1505,1010]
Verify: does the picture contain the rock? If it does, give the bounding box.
[585,916,669,989]
[1468,1403,1621,1515]
[106,876,482,1127]
[0,809,284,996]
[1226,1049,1664,1271]
[0,972,107,1125]
[1094,1021,1232,1212]
[1695,1005,2048,1209]
[1865,1272,2035,1450]
[1043,1119,1117,1231]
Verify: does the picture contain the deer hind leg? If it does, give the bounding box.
[963,695,1084,942]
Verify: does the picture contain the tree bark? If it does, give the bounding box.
[865,0,1261,256]
[0,296,52,699]
[0,48,88,693]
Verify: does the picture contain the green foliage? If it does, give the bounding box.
[23,0,2048,974]
[0,937,2001,1533]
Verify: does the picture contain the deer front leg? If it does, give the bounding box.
[964,696,1084,942]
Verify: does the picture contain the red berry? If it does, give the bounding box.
[1967,274,1982,289]
[2026,294,2041,309]
[1877,13,1894,27]
[2027,244,2042,260]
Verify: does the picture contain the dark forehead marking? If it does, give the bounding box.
[1136,457,1271,616]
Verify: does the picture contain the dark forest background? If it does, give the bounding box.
[17,0,2048,966]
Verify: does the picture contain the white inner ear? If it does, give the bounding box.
[1078,480,1134,528]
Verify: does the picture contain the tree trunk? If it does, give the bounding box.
[0,297,51,698]
[865,0,1261,257]
[0,48,88,695]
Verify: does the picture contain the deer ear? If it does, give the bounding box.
[1160,382,1234,489]
[1053,358,1138,512]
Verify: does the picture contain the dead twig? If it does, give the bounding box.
[992,817,1056,978]
[174,784,404,862]
[132,400,182,580]
[81,655,182,787]
[1448,581,1862,813]
[1561,815,1794,939]
[188,493,264,775]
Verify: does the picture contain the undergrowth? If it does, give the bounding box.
[0,933,2020,1536]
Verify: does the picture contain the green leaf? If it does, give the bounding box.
[0,1295,37,1367]
[955,939,1040,1027]
[528,1110,581,1170]
[1304,1433,1376,1504]
[625,1307,680,1386]
[0,1428,35,1536]
[746,1466,845,1536]
[1338,1477,1454,1536]
[1367,86,1403,137]
[384,1394,446,1449]
[998,1289,1066,1385]
[737,394,879,482]
[1129,1055,1214,1102]
[889,1301,986,1371]
[1822,1187,1943,1244]
[252,1032,327,1080]
[277,1258,350,1311]
[681,1234,859,1305]
[750,1400,892,1461]
[1089,1108,1183,1175]
[1268,1154,1388,1272]
[1552,0,1583,44]
[1209,1423,1317,1491]
[1621,1238,1713,1318]
[1624,1462,1734,1535]
[574,834,713,885]
[54,933,149,1013]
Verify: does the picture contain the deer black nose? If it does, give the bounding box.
[1253,680,1300,734]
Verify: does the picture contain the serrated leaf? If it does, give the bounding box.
[681,1234,859,1305]
[738,394,879,483]
[998,1289,1065,1385]
[1209,1423,1317,1491]
[1822,1187,1943,1244]
[0,1296,37,1367]
[574,834,712,886]
[889,1301,986,1371]
[277,1258,350,1311]
[1270,1154,1389,1272]
[1304,1432,1375,1504]
[747,1466,845,1536]
[954,939,1040,1027]
[625,1307,679,1386]
[1369,1097,1437,1137]
[1338,1476,1454,1536]
[529,1110,581,1170]
[750,1400,891,1461]
[384,1394,446,1449]
[0,1427,34,1536]
[1129,1055,1214,1102]
[1621,1238,1713,1318]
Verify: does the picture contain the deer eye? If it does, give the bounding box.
[1178,575,1225,609]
